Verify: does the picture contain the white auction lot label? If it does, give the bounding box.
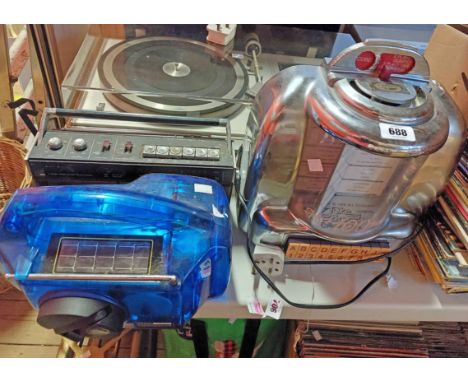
[380,123,416,142]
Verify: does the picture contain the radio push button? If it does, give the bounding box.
[182,147,195,158]
[169,146,183,158]
[142,145,157,158]
[156,146,169,157]
[207,148,220,160]
[195,148,208,159]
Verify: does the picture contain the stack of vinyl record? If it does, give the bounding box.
[411,146,468,293]
[297,321,428,357]
[295,321,468,358]
[420,322,468,357]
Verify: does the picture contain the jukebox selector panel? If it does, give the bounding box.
[28,130,235,192]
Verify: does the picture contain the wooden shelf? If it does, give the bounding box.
[0,288,61,357]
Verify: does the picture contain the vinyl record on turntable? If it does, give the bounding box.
[98,37,249,117]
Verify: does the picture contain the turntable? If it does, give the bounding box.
[97,37,249,118]
[54,25,337,139]
[61,37,253,139]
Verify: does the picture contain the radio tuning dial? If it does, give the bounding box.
[72,138,87,151]
[47,136,63,151]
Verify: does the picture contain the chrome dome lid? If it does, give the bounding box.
[307,40,451,158]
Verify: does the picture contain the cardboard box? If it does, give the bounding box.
[425,25,468,123]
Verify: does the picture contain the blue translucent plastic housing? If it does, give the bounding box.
[0,174,231,326]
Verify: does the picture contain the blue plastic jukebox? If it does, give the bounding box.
[0,174,231,340]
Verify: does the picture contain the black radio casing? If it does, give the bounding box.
[28,130,235,194]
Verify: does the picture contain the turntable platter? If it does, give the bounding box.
[98,37,249,117]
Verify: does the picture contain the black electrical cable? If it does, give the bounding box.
[7,98,38,136]
[236,178,423,309]
[246,237,392,309]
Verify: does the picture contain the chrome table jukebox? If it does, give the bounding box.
[0,174,231,340]
[239,40,466,295]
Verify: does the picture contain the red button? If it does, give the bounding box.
[355,51,376,70]
[375,53,415,81]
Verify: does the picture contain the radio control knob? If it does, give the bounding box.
[72,138,87,151]
[47,136,63,150]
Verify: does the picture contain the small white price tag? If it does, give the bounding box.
[312,330,323,341]
[194,183,213,194]
[263,295,284,320]
[380,123,416,142]
[247,298,265,316]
